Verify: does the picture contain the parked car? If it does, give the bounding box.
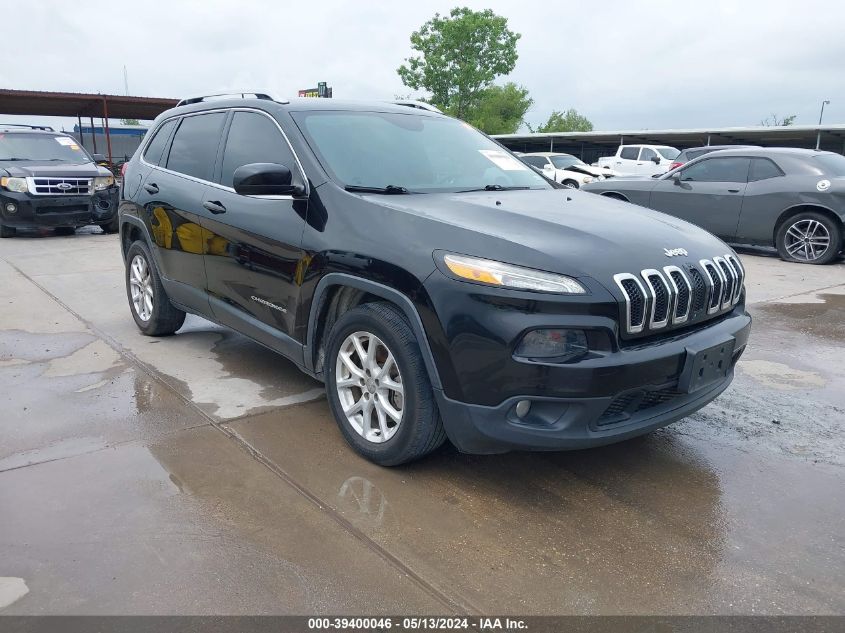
[667,145,759,172]
[0,124,120,237]
[119,94,750,465]
[518,152,616,188]
[596,145,680,176]
[583,147,845,264]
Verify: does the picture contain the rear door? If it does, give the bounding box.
[648,156,750,239]
[135,112,227,310]
[201,109,309,354]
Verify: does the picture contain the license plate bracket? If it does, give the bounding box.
[678,338,735,394]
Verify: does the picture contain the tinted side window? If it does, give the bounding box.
[639,147,657,161]
[686,149,707,160]
[749,158,784,182]
[680,157,750,183]
[220,112,297,188]
[620,146,639,160]
[166,112,226,181]
[142,118,177,166]
[522,156,548,168]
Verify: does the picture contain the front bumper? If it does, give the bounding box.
[0,188,119,228]
[422,272,751,453]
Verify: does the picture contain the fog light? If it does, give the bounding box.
[515,400,531,418]
[5,203,16,214]
[514,329,589,362]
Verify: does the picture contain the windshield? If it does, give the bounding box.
[813,153,845,177]
[0,133,92,163]
[656,147,680,160]
[549,155,584,169]
[292,111,550,193]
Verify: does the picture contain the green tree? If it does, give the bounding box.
[760,113,796,126]
[466,82,533,134]
[529,109,593,133]
[120,118,140,126]
[397,7,520,119]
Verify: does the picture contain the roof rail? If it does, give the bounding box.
[175,92,287,107]
[0,123,55,131]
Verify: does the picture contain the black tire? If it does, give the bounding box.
[324,301,446,466]
[99,217,119,234]
[0,225,15,238]
[775,211,842,265]
[562,180,579,189]
[55,226,75,236]
[125,240,186,336]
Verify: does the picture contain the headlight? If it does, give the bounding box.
[0,177,28,193]
[442,253,586,294]
[94,175,115,191]
[582,176,593,184]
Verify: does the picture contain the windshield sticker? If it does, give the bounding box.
[816,179,831,192]
[479,149,528,171]
[55,137,76,146]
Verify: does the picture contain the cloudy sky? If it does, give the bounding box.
[5,0,844,131]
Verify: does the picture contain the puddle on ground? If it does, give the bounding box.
[739,359,826,390]
[757,292,845,343]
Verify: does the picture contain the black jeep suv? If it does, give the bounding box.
[119,94,751,465]
[0,125,120,237]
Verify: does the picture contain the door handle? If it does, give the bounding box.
[203,200,227,214]
[727,189,740,193]
[143,183,159,194]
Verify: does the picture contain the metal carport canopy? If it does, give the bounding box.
[493,124,845,159]
[0,89,179,162]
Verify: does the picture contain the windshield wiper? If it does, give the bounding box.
[457,184,531,192]
[0,157,32,161]
[345,184,412,194]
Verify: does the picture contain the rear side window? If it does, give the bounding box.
[142,118,177,166]
[680,157,750,183]
[166,112,226,181]
[639,147,658,161]
[522,155,548,168]
[620,146,639,160]
[749,158,784,182]
[686,149,708,161]
[220,112,297,188]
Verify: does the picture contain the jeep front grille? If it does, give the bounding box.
[614,254,743,335]
[27,177,93,196]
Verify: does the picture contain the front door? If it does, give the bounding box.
[200,110,309,351]
[648,156,750,239]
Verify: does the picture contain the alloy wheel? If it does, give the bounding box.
[784,219,831,262]
[335,331,404,443]
[129,254,154,321]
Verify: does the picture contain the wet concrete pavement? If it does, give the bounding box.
[0,230,842,615]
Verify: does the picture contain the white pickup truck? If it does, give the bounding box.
[595,144,680,176]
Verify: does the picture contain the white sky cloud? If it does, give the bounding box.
[4,0,843,132]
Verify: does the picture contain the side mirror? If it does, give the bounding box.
[92,153,106,163]
[543,164,555,172]
[672,172,683,184]
[233,163,302,196]
[651,156,661,164]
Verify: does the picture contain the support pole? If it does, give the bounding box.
[89,116,97,153]
[102,97,113,164]
[77,114,83,149]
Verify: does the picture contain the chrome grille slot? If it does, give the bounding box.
[664,265,691,324]
[714,256,735,310]
[700,260,723,314]
[614,273,647,334]
[724,254,744,304]
[688,267,707,312]
[27,177,93,196]
[641,269,670,329]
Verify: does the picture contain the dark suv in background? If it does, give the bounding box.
[0,124,119,237]
[119,93,751,465]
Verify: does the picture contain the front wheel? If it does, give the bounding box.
[325,301,446,466]
[125,240,186,336]
[562,180,579,189]
[99,217,119,234]
[776,211,842,264]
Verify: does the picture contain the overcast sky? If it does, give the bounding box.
[5,0,844,131]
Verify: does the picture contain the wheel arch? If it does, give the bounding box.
[305,273,443,389]
[772,203,844,246]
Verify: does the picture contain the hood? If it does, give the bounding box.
[0,160,103,178]
[376,188,731,284]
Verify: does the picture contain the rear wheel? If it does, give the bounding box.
[776,211,842,264]
[125,240,186,336]
[0,225,15,238]
[325,301,446,466]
